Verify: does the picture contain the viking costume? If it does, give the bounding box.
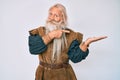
[28,27,89,80]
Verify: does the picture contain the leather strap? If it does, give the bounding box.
[40,61,69,69]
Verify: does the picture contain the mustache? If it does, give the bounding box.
[47,19,61,25]
[48,20,58,25]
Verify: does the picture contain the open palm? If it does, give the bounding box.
[85,36,107,45]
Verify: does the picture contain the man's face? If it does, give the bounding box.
[48,7,63,23]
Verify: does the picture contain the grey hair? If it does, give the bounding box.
[46,3,68,62]
[49,3,68,28]
[45,22,68,62]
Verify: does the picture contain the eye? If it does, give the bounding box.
[49,12,52,16]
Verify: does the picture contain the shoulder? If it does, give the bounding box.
[66,28,83,37]
[29,26,45,36]
[65,28,83,43]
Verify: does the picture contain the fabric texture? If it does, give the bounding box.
[68,40,89,63]
[28,27,89,80]
[29,35,47,54]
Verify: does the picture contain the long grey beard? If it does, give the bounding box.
[45,23,67,62]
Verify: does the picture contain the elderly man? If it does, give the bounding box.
[28,3,107,80]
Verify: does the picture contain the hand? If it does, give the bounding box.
[49,30,70,39]
[85,36,107,46]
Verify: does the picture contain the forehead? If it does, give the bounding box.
[49,7,62,15]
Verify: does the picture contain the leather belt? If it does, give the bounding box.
[40,61,69,69]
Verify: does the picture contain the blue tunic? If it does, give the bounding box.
[29,34,89,63]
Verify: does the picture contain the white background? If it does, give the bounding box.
[0,0,120,80]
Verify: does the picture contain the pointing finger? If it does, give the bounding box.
[62,30,70,33]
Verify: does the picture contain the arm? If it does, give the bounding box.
[42,29,70,44]
[68,36,107,63]
[28,28,70,54]
[68,40,89,63]
[28,34,47,55]
[80,36,107,52]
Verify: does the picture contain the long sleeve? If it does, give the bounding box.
[68,40,89,63]
[28,34,47,55]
